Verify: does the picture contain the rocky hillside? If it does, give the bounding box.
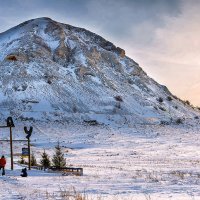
[0,17,198,125]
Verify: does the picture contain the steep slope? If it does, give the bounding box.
[0,17,198,124]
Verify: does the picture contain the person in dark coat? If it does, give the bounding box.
[0,155,6,175]
[21,167,28,177]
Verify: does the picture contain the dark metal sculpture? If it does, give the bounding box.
[24,126,33,170]
[24,126,33,139]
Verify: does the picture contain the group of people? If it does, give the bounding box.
[0,155,27,177]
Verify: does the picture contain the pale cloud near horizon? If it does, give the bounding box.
[126,0,200,105]
[0,0,200,105]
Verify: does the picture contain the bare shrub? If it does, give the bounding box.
[184,100,190,105]
[159,106,166,111]
[144,194,152,200]
[171,171,185,179]
[176,118,183,124]
[114,95,123,102]
[167,96,173,101]
[160,120,170,125]
[157,97,163,103]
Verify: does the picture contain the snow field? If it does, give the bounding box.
[0,121,200,199]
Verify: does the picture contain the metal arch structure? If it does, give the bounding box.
[0,117,33,170]
[24,126,33,170]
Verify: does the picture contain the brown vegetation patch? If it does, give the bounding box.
[6,55,17,61]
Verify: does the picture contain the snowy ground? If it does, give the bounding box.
[1,120,200,199]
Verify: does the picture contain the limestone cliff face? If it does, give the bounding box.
[0,17,198,124]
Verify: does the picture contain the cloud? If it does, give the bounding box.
[0,0,90,32]
[0,0,181,39]
[152,1,200,64]
[84,0,181,45]
[127,0,200,105]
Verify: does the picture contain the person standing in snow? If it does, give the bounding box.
[0,155,6,175]
[20,167,28,177]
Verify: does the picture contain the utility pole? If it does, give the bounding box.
[7,117,15,170]
[9,126,13,170]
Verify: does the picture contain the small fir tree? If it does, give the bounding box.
[40,150,51,170]
[30,152,37,166]
[19,156,25,164]
[52,142,66,168]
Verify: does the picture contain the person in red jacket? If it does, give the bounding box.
[0,155,6,175]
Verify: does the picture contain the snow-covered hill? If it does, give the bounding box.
[0,17,198,124]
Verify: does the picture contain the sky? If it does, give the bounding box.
[0,0,200,105]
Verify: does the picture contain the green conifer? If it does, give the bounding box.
[30,152,37,166]
[40,150,51,169]
[52,142,66,168]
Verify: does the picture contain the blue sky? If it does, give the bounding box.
[1,0,200,105]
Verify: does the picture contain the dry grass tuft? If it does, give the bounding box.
[46,186,102,200]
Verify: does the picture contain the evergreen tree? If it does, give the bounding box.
[52,142,66,168]
[40,150,51,170]
[30,152,37,166]
[19,156,25,164]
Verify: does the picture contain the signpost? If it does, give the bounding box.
[22,148,29,156]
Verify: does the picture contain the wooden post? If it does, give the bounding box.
[28,138,31,170]
[9,126,13,170]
